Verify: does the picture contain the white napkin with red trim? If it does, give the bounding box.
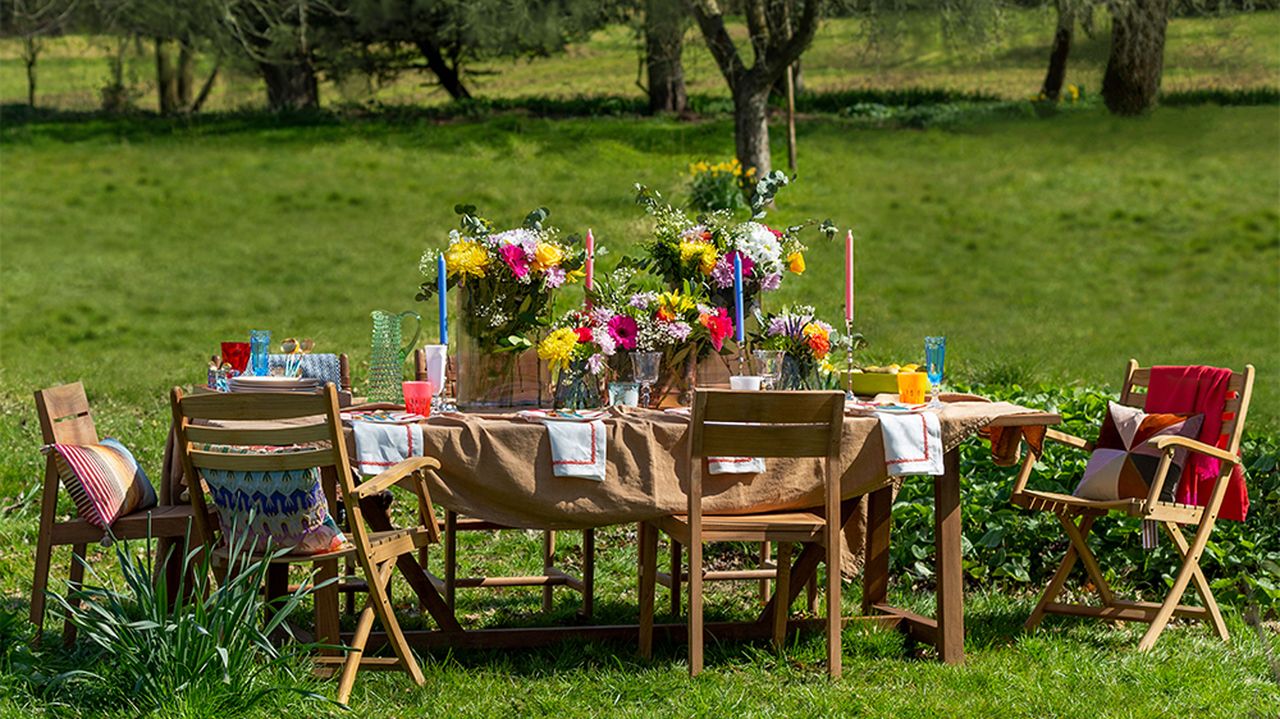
[518,410,607,481]
[352,419,425,476]
[877,410,943,476]
[664,407,765,475]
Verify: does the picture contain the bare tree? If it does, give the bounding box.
[9,0,78,107]
[686,0,823,178]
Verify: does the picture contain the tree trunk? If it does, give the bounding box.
[1102,0,1169,116]
[155,38,179,115]
[645,0,687,114]
[734,82,772,180]
[1041,1,1074,100]
[22,38,38,108]
[259,61,319,111]
[177,44,195,108]
[413,38,472,101]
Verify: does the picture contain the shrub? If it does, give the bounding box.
[47,527,335,714]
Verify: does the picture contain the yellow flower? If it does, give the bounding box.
[787,252,806,274]
[537,328,580,372]
[679,240,719,275]
[445,240,489,279]
[802,322,828,341]
[531,242,563,272]
[656,290,695,321]
[1067,84,1080,102]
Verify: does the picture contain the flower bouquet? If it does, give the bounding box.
[537,309,621,410]
[417,205,584,409]
[588,267,736,404]
[751,305,842,390]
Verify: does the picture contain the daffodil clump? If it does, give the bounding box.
[687,158,755,213]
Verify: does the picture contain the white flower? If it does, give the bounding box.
[592,327,617,356]
[735,222,783,275]
[587,353,606,375]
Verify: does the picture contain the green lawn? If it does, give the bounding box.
[2,11,1277,111]
[0,34,1278,717]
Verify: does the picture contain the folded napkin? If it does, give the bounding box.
[518,410,607,482]
[352,419,424,476]
[877,410,944,477]
[663,407,765,475]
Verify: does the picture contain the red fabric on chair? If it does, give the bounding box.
[1145,365,1248,522]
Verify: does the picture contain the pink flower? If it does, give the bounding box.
[699,307,734,352]
[607,315,639,351]
[544,266,566,288]
[498,244,529,278]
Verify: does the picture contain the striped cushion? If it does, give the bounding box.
[43,439,158,528]
[195,443,346,556]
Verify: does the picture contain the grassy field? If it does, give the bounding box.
[1,11,1277,112]
[0,10,1278,716]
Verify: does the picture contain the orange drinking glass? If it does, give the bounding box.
[897,372,930,405]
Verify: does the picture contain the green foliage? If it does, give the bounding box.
[46,528,332,714]
[890,382,1280,613]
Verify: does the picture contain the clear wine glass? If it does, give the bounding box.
[752,349,784,390]
[925,336,946,406]
[631,351,662,408]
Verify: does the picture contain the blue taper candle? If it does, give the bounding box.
[437,253,448,345]
[733,252,745,345]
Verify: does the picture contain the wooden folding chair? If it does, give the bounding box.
[171,383,441,703]
[413,348,595,617]
[1010,360,1254,650]
[31,382,204,646]
[638,389,846,677]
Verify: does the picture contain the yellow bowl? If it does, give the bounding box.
[847,372,902,397]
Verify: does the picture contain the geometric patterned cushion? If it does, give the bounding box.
[1073,401,1203,502]
[195,443,346,556]
[267,353,342,387]
[42,438,158,528]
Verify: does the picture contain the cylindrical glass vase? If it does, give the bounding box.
[454,287,545,410]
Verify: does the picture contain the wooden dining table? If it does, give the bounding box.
[166,397,1059,665]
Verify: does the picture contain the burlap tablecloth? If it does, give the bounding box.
[416,401,1049,577]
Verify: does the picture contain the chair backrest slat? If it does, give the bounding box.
[177,391,332,421]
[184,423,332,447]
[1120,360,1255,454]
[34,382,99,445]
[690,389,844,460]
[187,448,334,472]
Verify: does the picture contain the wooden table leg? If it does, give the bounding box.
[581,528,595,619]
[314,558,341,654]
[935,448,964,664]
[862,486,892,614]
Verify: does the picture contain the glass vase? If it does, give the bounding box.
[454,287,545,410]
[553,361,603,410]
[779,355,821,390]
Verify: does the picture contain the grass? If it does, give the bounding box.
[1,10,1277,112]
[0,10,1278,716]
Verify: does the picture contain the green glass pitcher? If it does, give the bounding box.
[368,309,422,403]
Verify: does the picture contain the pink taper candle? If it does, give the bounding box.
[584,228,595,309]
[844,230,854,323]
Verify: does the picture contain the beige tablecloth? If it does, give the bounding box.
[167,399,1054,578]
[416,401,1051,576]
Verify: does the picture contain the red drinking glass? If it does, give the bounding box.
[402,381,434,417]
[220,342,251,374]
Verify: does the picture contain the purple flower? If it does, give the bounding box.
[710,251,755,289]
[629,292,657,310]
[544,266,566,288]
[587,353,606,375]
[760,273,782,291]
[665,322,692,341]
[607,315,639,351]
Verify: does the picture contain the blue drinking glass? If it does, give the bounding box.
[250,330,271,377]
[925,336,946,401]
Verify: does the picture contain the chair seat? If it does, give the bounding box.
[1012,489,1205,523]
[50,504,208,545]
[652,511,827,544]
[214,527,434,564]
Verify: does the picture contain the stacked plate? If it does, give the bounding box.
[228,375,322,393]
